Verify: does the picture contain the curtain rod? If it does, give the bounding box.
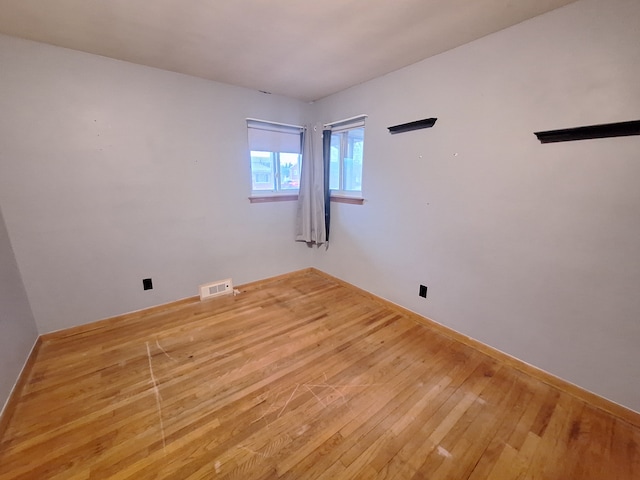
[323,114,368,129]
[246,118,305,129]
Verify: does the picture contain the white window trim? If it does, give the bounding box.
[323,114,368,130]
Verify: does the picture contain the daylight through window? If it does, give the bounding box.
[327,116,366,196]
[246,119,304,194]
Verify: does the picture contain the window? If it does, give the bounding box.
[327,115,366,197]
[246,119,303,196]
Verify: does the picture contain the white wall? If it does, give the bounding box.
[0,34,312,333]
[0,203,38,414]
[311,0,640,411]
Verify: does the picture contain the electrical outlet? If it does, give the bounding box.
[419,284,427,298]
[143,278,153,290]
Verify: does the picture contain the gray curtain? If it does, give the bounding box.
[295,125,327,245]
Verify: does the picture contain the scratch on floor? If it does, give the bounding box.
[296,424,310,437]
[437,445,452,458]
[240,446,271,458]
[252,406,270,428]
[251,390,282,428]
[146,341,167,453]
[304,384,326,407]
[252,397,275,428]
[155,339,177,362]
[253,378,373,426]
[326,384,348,405]
[210,351,231,359]
[303,381,378,409]
[277,383,300,418]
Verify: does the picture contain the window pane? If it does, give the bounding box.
[279,152,301,190]
[251,151,275,191]
[247,120,303,193]
[329,134,340,190]
[344,128,364,191]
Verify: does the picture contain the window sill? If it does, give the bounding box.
[330,195,365,205]
[249,194,299,204]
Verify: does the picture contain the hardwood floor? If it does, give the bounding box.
[1,269,638,479]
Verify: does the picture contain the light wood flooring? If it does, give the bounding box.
[1,269,639,479]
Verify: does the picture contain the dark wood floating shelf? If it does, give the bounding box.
[388,117,437,134]
[534,120,640,143]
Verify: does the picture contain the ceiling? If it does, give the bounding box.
[0,0,578,102]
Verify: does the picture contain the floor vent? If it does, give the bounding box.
[199,278,233,300]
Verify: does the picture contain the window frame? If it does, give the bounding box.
[325,115,366,200]
[246,118,304,201]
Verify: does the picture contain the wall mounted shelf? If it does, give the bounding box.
[388,118,437,134]
[534,120,640,144]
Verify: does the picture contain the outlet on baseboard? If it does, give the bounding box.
[419,284,427,298]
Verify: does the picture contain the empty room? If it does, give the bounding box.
[1,0,639,478]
